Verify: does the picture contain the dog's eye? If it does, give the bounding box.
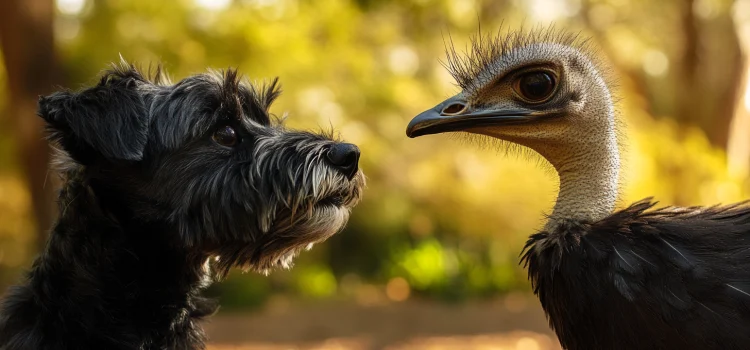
[213,125,238,147]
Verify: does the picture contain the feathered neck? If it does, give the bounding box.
[544,130,620,231]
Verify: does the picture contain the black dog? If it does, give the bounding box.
[0,62,365,350]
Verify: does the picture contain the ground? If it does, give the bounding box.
[205,294,562,350]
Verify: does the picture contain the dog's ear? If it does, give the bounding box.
[38,70,150,164]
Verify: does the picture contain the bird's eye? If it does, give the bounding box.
[516,71,556,102]
[213,125,238,147]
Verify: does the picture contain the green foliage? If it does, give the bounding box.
[294,264,338,298]
[206,272,271,311]
[390,238,447,291]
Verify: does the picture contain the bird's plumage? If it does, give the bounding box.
[407,25,750,350]
[523,199,750,349]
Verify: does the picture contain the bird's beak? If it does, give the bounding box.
[406,97,533,138]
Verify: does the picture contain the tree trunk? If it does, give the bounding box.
[0,0,62,253]
[676,0,744,149]
[675,0,700,132]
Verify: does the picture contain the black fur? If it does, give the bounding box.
[0,62,364,350]
[522,199,750,350]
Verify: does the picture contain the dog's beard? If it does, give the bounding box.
[213,168,364,276]
[213,201,353,276]
[251,168,364,274]
[255,204,351,274]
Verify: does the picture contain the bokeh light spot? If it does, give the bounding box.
[385,277,411,302]
[54,18,81,41]
[693,0,718,20]
[389,45,420,77]
[194,0,231,11]
[56,0,86,16]
[523,0,581,22]
[297,266,337,298]
[642,49,669,77]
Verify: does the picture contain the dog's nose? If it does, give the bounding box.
[326,143,360,180]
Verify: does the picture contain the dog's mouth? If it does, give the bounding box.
[314,173,365,208]
[316,193,346,207]
[220,172,365,275]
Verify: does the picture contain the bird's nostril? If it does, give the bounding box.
[441,102,466,115]
[326,143,360,179]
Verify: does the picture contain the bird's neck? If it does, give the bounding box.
[544,132,620,231]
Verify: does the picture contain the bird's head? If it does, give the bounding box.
[406,28,618,171]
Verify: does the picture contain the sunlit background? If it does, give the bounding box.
[2,0,750,348]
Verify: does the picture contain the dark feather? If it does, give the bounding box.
[522,198,750,349]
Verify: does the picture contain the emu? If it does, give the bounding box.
[406,29,750,350]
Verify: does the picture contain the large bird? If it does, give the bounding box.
[406,28,750,349]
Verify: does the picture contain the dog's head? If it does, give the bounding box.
[38,61,365,274]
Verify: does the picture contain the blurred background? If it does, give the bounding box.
[1,0,750,348]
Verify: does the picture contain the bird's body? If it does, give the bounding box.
[406,28,750,349]
[525,200,750,349]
